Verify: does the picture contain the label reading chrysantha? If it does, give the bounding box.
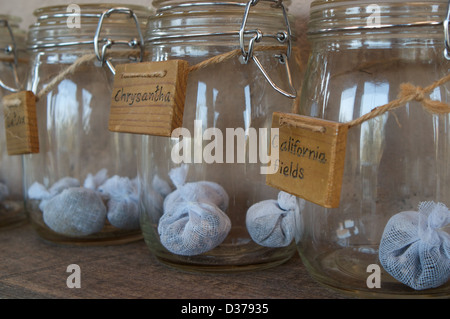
[109,60,189,137]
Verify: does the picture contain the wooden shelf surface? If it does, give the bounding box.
[0,222,344,299]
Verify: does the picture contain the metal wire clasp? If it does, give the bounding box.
[239,0,296,99]
[0,19,20,92]
[444,0,450,60]
[93,7,145,75]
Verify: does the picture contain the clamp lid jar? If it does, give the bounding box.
[0,15,28,229]
[23,4,152,245]
[297,0,450,297]
[138,0,304,271]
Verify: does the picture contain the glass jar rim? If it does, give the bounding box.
[33,3,151,20]
[152,0,292,10]
[145,0,295,46]
[27,3,152,51]
[308,0,449,36]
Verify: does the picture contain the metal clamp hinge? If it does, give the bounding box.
[239,0,296,99]
[444,0,450,60]
[93,7,145,75]
[0,19,21,92]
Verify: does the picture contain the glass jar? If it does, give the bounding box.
[0,15,28,229]
[297,0,450,297]
[23,4,152,245]
[138,0,304,271]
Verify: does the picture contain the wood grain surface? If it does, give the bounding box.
[0,222,345,299]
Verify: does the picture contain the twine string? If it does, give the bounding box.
[35,46,290,101]
[279,117,326,133]
[2,98,21,108]
[281,73,450,132]
[35,54,97,101]
[32,47,450,132]
[347,73,450,129]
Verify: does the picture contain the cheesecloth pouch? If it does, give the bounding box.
[28,176,81,211]
[83,168,108,191]
[42,187,107,236]
[379,201,450,290]
[246,191,304,247]
[163,164,229,212]
[158,164,231,256]
[98,175,140,230]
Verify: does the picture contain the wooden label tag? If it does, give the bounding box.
[266,112,348,208]
[109,60,189,137]
[2,91,39,155]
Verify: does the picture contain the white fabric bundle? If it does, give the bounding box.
[159,201,231,256]
[379,201,450,290]
[28,170,142,235]
[158,165,231,256]
[43,187,107,237]
[98,175,140,230]
[246,191,304,247]
[83,168,108,190]
[29,176,105,236]
[48,177,80,196]
[28,177,81,212]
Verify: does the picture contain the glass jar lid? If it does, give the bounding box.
[27,3,152,52]
[152,0,292,10]
[146,0,294,60]
[308,0,449,37]
[145,0,297,98]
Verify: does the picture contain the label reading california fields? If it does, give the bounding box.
[266,112,348,208]
[109,60,189,137]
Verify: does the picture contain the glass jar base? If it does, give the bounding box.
[148,241,297,273]
[0,200,27,229]
[28,209,143,246]
[299,246,450,298]
[32,226,143,246]
[156,246,295,273]
[142,218,297,272]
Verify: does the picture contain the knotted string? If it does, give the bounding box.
[281,73,450,131]
[347,73,450,129]
[23,42,450,132]
[34,46,450,131]
[35,54,97,101]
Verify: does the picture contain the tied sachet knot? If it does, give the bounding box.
[398,83,450,115]
[158,164,231,256]
[246,191,305,248]
[379,201,450,290]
